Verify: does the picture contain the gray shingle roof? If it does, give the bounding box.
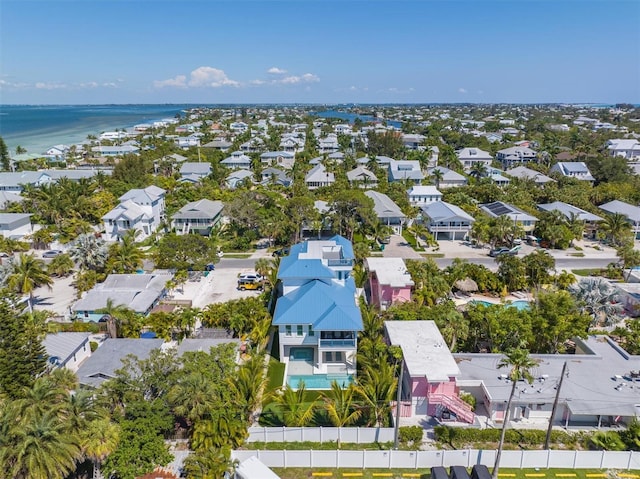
[172,199,223,220]
[599,200,640,223]
[365,191,405,219]
[43,332,91,365]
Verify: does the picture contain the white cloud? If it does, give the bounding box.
[280,73,319,85]
[154,66,239,89]
[0,79,29,89]
[250,79,266,85]
[80,81,99,88]
[267,67,287,75]
[103,82,117,88]
[154,75,187,88]
[459,87,467,94]
[35,82,67,90]
[188,66,239,88]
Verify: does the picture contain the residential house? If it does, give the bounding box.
[179,162,211,183]
[385,321,475,423]
[91,145,139,156]
[427,167,468,189]
[73,272,173,322]
[272,236,363,388]
[260,151,295,169]
[612,283,640,317]
[346,166,378,189]
[334,124,352,134]
[261,167,292,187]
[44,144,69,161]
[0,191,23,210]
[221,151,252,170]
[420,201,475,241]
[599,200,640,240]
[76,338,164,388]
[455,335,640,427]
[365,258,414,310]
[457,147,493,171]
[365,190,406,234]
[506,166,555,186]
[240,137,265,153]
[549,162,595,182]
[279,134,305,153]
[401,133,425,150]
[406,185,442,206]
[43,332,92,372]
[230,121,249,133]
[99,131,127,141]
[607,139,640,161]
[305,164,335,190]
[318,134,339,153]
[0,170,109,192]
[236,456,281,479]
[171,199,224,236]
[483,132,503,143]
[485,167,511,186]
[226,169,255,189]
[102,185,166,242]
[480,201,538,233]
[201,138,233,152]
[0,213,33,239]
[174,136,200,149]
[388,159,424,184]
[537,201,603,239]
[496,146,538,169]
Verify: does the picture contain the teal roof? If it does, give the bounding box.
[278,257,335,280]
[273,280,363,331]
[329,235,354,259]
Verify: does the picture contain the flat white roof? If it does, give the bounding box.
[365,257,414,288]
[385,320,460,382]
[236,456,281,479]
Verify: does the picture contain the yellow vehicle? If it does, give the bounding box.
[237,278,264,291]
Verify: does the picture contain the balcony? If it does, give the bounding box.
[319,339,356,348]
[327,258,353,267]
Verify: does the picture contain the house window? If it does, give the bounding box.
[285,325,292,336]
[324,351,344,363]
[297,325,303,336]
[308,325,314,336]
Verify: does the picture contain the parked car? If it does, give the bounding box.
[237,278,264,291]
[238,272,263,282]
[0,252,10,258]
[272,247,290,257]
[489,246,518,257]
[42,250,63,258]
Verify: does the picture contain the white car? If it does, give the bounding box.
[238,272,263,282]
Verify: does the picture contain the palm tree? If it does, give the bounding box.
[6,253,53,313]
[554,270,576,290]
[569,278,625,328]
[106,230,143,274]
[273,381,317,427]
[566,212,585,245]
[355,361,397,427]
[492,348,539,479]
[69,233,108,271]
[469,162,488,180]
[322,381,362,446]
[47,253,75,277]
[81,418,120,479]
[96,298,135,338]
[168,372,220,425]
[617,244,640,281]
[600,213,632,247]
[430,168,444,189]
[229,354,268,420]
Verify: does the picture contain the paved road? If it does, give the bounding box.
[216,258,259,270]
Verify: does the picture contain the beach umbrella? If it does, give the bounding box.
[454,278,478,293]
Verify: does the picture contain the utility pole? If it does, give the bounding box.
[544,361,568,449]
[393,359,405,449]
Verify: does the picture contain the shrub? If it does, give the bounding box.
[399,426,423,447]
[434,426,576,448]
[459,391,476,411]
[90,341,99,352]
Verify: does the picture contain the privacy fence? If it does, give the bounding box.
[246,426,396,444]
[232,449,640,470]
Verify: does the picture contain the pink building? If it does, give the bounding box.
[385,320,475,424]
[365,258,414,310]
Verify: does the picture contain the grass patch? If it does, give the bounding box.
[265,357,285,394]
[401,231,425,252]
[222,253,253,258]
[421,253,445,258]
[272,469,640,479]
[571,268,602,276]
[568,253,585,257]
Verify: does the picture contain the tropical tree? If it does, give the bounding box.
[272,381,317,427]
[6,253,53,313]
[355,361,397,427]
[469,162,488,180]
[47,253,75,277]
[69,233,108,271]
[492,348,539,479]
[80,417,120,479]
[167,372,219,425]
[106,230,143,274]
[568,278,625,328]
[600,213,632,247]
[430,168,444,189]
[96,298,137,338]
[0,135,10,170]
[322,381,362,446]
[554,270,577,290]
[523,250,555,289]
[616,244,640,281]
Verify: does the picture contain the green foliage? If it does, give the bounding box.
[0,135,10,171]
[201,296,270,338]
[433,425,576,448]
[398,426,423,447]
[458,391,476,410]
[154,232,218,270]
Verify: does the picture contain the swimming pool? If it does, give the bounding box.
[287,374,355,390]
[471,300,531,311]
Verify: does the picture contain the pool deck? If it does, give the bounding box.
[452,292,533,308]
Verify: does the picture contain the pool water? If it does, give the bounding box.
[287,374,354,390]
[472,300,530,311]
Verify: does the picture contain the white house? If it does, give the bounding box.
[480,201,538,233]
[406,185,442,206]
[260,151,295,169]
[318,134,339,153]
[221,151,252,170]
[420,201,475,241]
[388,159,423,184]
[346,166,377,188]
[102,186,166,242]
[550,162,595,182]
[179,162,212,183]
[365,190,406,235]
[496,146,538,169]
[427,167,468,189]
[43,332,92,372]
[0,213,33,240]
[457,147,493,171]
[305,164,335,190]
[91,145,139,157]
[599,200,640,240]
[607,139,640,161]
[506,166,555,186]
[171,199,224,236]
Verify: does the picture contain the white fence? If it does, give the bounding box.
[246,427,396,444]
[232,449,640,470]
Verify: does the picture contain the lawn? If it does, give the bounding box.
[271,468,640,479]
[571,268,602,276]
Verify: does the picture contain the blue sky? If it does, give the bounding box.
[1,0,639,104]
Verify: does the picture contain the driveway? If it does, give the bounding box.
[382,234,423,260]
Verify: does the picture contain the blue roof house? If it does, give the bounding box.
[272,236,363,389]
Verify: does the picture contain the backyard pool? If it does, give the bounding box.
[472,300,531,311]
[287,374,354,390]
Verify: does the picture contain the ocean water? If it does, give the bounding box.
[314,110,403,129]
[0,104,191,155]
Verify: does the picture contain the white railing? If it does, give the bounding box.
[232,449,640,470]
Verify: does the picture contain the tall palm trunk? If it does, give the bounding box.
[493,378,517,479]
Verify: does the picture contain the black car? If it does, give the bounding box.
[489,246,518,257]
[272,247,290,257]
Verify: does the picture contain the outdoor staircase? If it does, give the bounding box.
[429,393,475,424]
